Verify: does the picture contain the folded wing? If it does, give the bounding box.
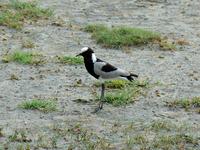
[94,59,131,79]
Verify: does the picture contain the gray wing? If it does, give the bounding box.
[93,61,130,79]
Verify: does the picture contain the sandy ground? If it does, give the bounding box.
[0,0,200,149]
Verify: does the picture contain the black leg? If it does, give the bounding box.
[92,83,105,113]
[99,83,105,109]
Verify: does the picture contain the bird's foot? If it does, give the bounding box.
[91,101,103,113]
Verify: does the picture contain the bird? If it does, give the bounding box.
[76,47,138,113]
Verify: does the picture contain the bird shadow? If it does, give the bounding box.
[72,98,95,105]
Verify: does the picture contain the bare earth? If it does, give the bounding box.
[0,0,200,149]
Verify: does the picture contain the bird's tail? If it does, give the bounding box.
[126,73,138,82]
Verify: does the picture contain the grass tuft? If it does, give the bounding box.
[19,99,57,112]
[167,97,200,112]
[67,124,112,150]
[84,24,160,48]
[9,130,31,142]
[9,74,20,80]
[105,89,134,106]
[0,0,53,29]
[150,120,172,131]
[22,39,35,48]
[155,38,176,51]
[16,144,31,150]
[10,0,53,19]
[128,134,148,145]
[94,79,149,89]
[0,10,23,29]
[153,134,199,149]
[84,24,108,33]
[94,80,149,106]
[57,56,83,65]
[94,80,129,89]
[2,51,45,65]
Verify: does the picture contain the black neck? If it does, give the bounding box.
[83,54,99,79]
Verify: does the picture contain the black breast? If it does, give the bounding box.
[84,58,99,79]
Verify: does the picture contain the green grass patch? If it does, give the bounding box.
[10,0,53,20]
[94,80,149,106]
[0,10,23,29]
[16,144,31,150]
[94,80,129,89]
[105,80,129,89]
[105,89,136,106]
[84,24,160,48]
[167,97,200,112]
[0,0,53,29]
[94,79,149,89]
[57,56,83,65]
[19,99,57,112]
[2,51,45,65]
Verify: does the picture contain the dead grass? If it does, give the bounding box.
[9,129,31,143]
[22,39,35,49]
[2,119,199,150]
[123,120,199,150]
[149,120,173,131]
[9,74,20,80]
[156,38,176,51]
[153,134,199,149]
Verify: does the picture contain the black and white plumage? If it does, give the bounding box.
[77,47,138,112]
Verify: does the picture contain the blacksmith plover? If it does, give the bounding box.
[76,47,138,113]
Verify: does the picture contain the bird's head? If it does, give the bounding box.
[76,47,94,57]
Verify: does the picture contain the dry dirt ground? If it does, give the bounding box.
[0,0,200,149]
